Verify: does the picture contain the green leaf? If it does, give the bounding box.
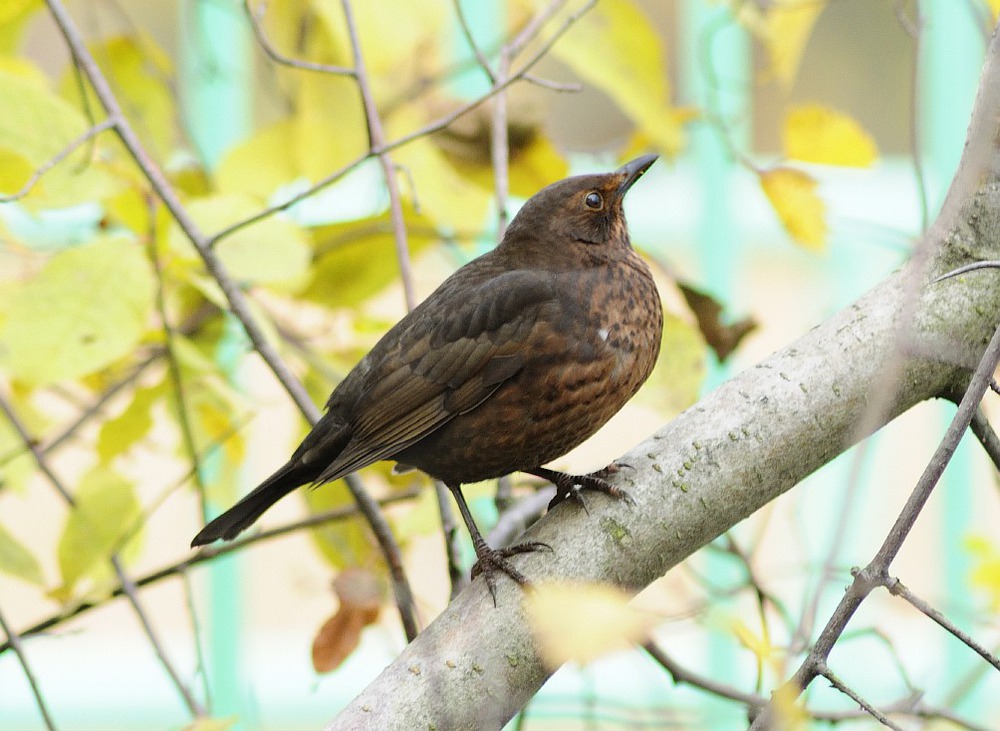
[302,207,439,308]
[0,71,124,207]
[169,194,312,286]
[96,381,165,464]
[0,235,154,386]
[56,466,143,599]
[633,312,706,416]
[0,520,44,585]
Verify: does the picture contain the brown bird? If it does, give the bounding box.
[192,155,663,596]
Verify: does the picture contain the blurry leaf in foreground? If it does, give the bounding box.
[303,207,440,310]
[966,535,1000,610]
[0,70,124,207]
[759,167,826,251]
[739,0,827,87]
[633,312,705,417]
[55,466,143,601]
[0,236,154,386]
[169,194,312,287]
[677,282,757,362]
[0,520,44,586]
[312,567,384,673]
[181,718,237,731]
[550,0,689,156]
[524,581,655,667]
[784,104,878,167]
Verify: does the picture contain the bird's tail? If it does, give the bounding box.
[191,461,306,546]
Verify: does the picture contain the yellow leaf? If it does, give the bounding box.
[0,71,124,207]
[759,167,826,251]
[89,35,176,159]
[168,194,312,287]
[96,382,165,464]
[304,465,392,571]
[387,106,492,231]
[966,535,1000,609]
[0,57,48,87]
[0,145,36,197]
[633,312,706,416]
[0,236,154,385]
[55,466,143,600]
[302,206,439,309]
[771,683,809,730]
[987,0,1000,24]
[180,718,237,731]
[784,104,878,167]
[731,618,779,665]
[216,119,300,199]
[0,0,41,54]
[740,0,828,87]
[524,581,655,667]
[0,520,44,586]
[551,0,687,156]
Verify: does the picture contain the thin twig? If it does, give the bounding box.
[206,0,598,247]
[968,408,1000,473]
[0,389,205,717]
[886,577,1000,671]
[492,49,511,243]
[452,0,497,84]
[817,663,904,731]
[340,0,416,311]
[752,320,1000,728]
[0,487,420,656]
[244,0,355,76]
[144,194,210,522]
[0,604,58,731]
[0,118,115,203]
[44,0,410,626]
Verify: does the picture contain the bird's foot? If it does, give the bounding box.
[471,541,552,604]
[531,463,636,512]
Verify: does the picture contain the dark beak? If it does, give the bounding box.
[616,154,658,197]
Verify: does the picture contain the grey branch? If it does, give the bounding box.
[327,21,1000,730]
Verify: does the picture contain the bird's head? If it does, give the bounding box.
[501,154,658,261]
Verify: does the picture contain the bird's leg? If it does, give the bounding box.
[445,483,550,604]
[527,464,636,512]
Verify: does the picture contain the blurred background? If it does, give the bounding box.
[2,0,1000,729]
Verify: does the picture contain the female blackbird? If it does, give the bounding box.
[192,155,663,596]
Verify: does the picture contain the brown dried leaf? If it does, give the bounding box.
[311,568,384,673]
[677,282,757,362]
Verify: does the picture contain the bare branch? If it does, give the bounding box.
[0,604,58,731]
[0,389,205,717]
[206,0,598,247]
[0,486,420,657]
[244,0,355,76]
[43,0,413,626]
[817,663,904,731]
[0,119,115,203]
[886,577,1000,672]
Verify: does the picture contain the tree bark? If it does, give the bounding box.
[327,24,1000,731]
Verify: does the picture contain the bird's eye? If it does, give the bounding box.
[584,191,603,210]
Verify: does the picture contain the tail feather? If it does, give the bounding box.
[191,411,354,547]
[191,461,308,546]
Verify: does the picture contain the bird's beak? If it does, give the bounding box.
[616,154,658,198]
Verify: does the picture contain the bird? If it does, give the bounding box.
[192,155,663,598]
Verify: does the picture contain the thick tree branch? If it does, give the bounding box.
[327,22,1000,730]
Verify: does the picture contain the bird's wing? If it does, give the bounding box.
[314,269,561,483]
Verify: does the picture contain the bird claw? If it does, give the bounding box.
[471,541,552,604]
[545,464,635,511]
